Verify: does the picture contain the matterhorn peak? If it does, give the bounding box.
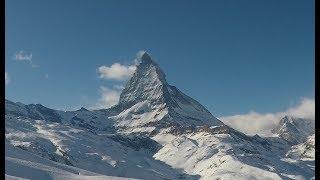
[116,51,223,130]
[134,50,163,74]
[136,50,154,65]
[118,51,168,106]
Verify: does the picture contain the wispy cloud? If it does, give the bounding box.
[5,72,10,84]
[220,97,315,136]
[92,86,122,109]
[98,63,136,81]
[113,84,124,90]
[14,50,38,67]
[286,98,315,120]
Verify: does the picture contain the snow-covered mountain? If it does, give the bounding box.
[272,115,315,144]
[5,51,315,179]
[111,51,223,135]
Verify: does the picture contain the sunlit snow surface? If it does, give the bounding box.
[5,114,193,180]
[5,100,314,180]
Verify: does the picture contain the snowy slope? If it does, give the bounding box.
[5,113,195,180]
[286,134,315,160]
[152,129,315,180]
[6,141,138,180]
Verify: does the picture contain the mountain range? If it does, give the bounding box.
[5,51,315,180]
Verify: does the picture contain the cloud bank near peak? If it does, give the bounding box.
[92,86,121,109]
[220,97,315,136]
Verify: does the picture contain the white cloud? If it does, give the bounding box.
[286,98,315,120]
[5,72,10,84]
[93,86,121,109]
[14,50,38,67]
[221,112,279,136]
[14,50,32,61]
[98,63,136,81]
[220,97,315,136]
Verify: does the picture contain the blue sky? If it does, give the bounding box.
[5,0,314,117]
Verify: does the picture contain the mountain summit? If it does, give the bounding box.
[114,51,223,134]
[272,115,314,144]
[119,51,167,106]
[138,51,157,65]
